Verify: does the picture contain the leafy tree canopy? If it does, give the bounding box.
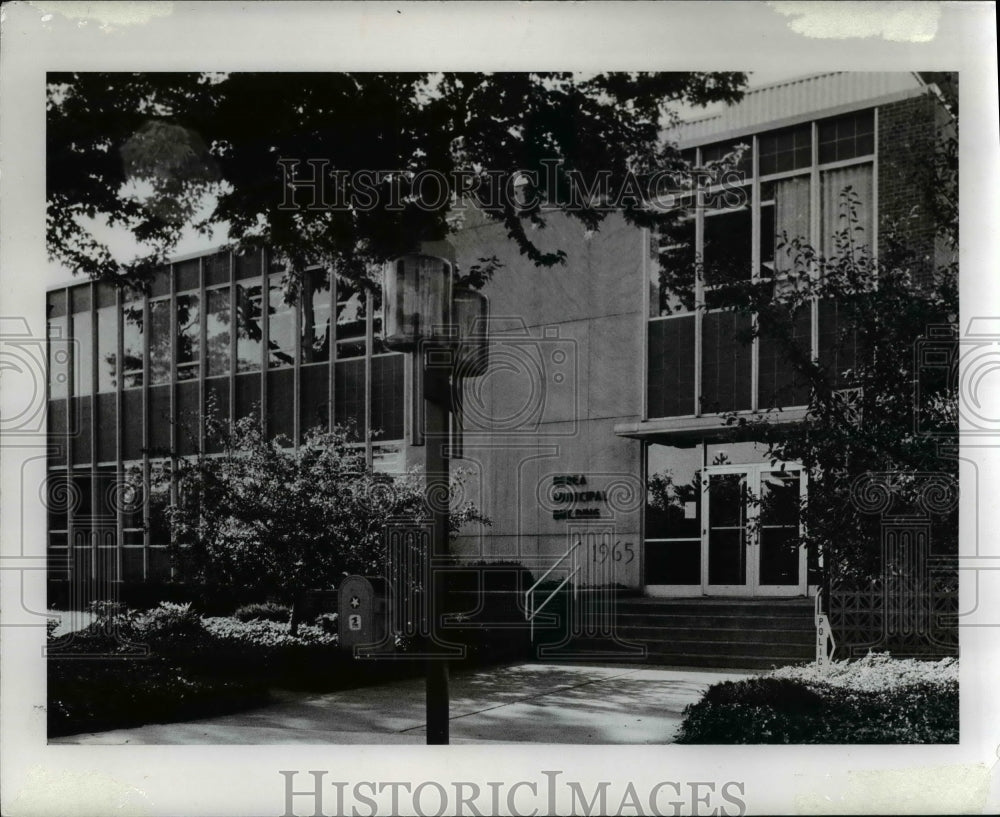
[47,71,746,289]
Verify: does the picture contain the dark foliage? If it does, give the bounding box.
[675,677,958,744]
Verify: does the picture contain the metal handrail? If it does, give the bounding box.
[525,540,582,641]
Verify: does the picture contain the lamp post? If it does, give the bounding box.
[382,240,487,745]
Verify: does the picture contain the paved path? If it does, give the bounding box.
[51,662,748,745]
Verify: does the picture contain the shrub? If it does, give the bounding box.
[314,612,338,634]
[233,602,292,624]
[675,655,959,744]
[137,602,203,641]
[203,616,337,647]
[48,651,269,738]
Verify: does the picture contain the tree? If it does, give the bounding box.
[148,416,488,634]
[47,72,747,290]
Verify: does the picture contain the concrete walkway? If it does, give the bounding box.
[51,662,749,745]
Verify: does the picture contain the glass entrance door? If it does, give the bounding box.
[704,471,750,594]
[757,469,806,594]
[644,444,807,597]
[702,464,806,597]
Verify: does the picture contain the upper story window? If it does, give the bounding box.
[818,109,874,163]
[176,290,201,381]
[205,286,231,377]
[336,278,367,360]
[122,297,144,389]
[149,297,171,385]
[700,138,751,176]
[236,278,263,372]
[96,283,117,394]
[758,124,811,176]
[300,267,331,365]
[71,286,92,396]
[703,186,752,309]
[267,278,295,368]
[651,107,875,318]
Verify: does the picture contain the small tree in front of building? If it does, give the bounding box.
[152,417,487,634]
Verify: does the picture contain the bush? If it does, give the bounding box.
[675,655,959,744]
[202,616,337,647]
[233,602,292,624]
[48,651,269,738]
[314,612,338,634]
[137,602,203,641]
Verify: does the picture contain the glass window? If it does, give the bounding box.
[96,305,117,393]
[122,301,144,388]
[651,212,696,316]
[236,280,263,372]
[818,109,874,164]
[176,292,200,381]
[300,269,331,364]
[700,139,752,178]
[71,308,92,396]
[763,175,811,281]
[336,279,367,359]
[206,287,231,377]
[821,164,873,262]
[149,298,171,385]
[644,443,702,585]
[703,187,752,300]
[370,268,388,356]
[267,281,295,368]
[758,124,811,176]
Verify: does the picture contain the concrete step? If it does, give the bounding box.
[612,626,815,645]
[608,613,814,629]
[534,638,813,670]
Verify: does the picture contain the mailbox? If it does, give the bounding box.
[338,575,388,653]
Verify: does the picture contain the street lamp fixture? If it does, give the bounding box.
[381,240,488,745]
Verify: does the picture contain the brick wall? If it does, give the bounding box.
[877,94,945,287]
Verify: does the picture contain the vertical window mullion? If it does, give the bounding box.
[65,287,76,578]
[115,285,124,585]
[198,256,206,453]
[364,288,374,468]
[141,290,150,571]
[751,134,760,412]
[293,266,302,446]
[228,251,236,433]
[810,121,821,362]
[167,266,177,581]
[329,271,337,433]
[88,282,97,584]
[694,147,704,417]
[872,107,879,260]
[260,249,268,429]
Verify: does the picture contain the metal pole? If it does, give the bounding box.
[421,347,451,745]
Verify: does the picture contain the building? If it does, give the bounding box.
[46,72,955,662]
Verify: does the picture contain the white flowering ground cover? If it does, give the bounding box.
[767,652,958,692]
[202,616,338,648]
